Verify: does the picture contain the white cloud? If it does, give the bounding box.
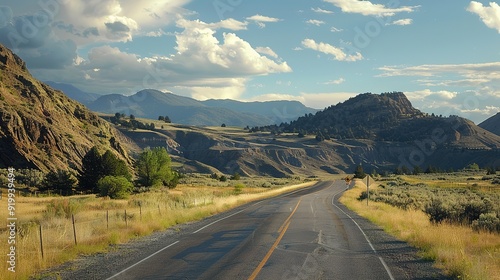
[378,62,500,83]
[330,27,343,32]
[312,7,334,14]
[302,38,363,61]
[391,18,413,26]
[32,18,291,98]
[246,14,281,28]
[256,47,278,58]
[405,89,458,101]
[324,0,419,17]
[467,1,500,33]
[176,18,247,31]
[324,78,345,85]
[306,19,326,26]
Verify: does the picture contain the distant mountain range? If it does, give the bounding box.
[45,83,317,127]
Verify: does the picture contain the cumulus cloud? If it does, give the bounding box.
[467,1,500,33]
[256,47,279,58]
[32,18,291,97]
[324,0,419,17]
[302,38,363,61]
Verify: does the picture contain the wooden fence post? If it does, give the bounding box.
[106,210,109,229]
[72,214,77,245]
[125,209,128,227]
[39,224,44,259]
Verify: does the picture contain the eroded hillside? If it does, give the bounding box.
[0,44,131,172]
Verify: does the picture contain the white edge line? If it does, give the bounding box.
[331,182,396,280]
[106,240,180,280]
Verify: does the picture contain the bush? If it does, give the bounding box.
[45,199,82,219]
[234,183,245,195]
[98,176,134,199]
[231,172,241,180]
[472,213,500,233]
[424,198,450,224]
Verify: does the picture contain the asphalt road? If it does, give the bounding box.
[92,181,449,280]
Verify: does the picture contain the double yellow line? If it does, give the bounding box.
[248,199,302,280]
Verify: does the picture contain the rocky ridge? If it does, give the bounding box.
[0,44,130,172]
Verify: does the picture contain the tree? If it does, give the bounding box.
[98,176,134,199]
[164,116,171,123]
[158,116,165,121]
[101,150,132,181]
[136,147,172,187]
[41,170,77,195]
[221,123,226,127]
[79,147,131,193]
[79,147,104,192]
[353,165,366,179]
[130,114,135,120]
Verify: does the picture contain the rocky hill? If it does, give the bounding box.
[278,92,500,149]
[479,112,500,136]
[0,44,131,172]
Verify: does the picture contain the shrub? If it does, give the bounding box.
[424,198,449,224]
[98,176,134,199]
[234,183,245,195]
[45,199,82,219]
[472,213,500,233]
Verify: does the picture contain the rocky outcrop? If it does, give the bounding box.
[0,44,131,172]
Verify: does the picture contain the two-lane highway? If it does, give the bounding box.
[98,181,449,280]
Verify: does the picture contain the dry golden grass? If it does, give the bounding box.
[0,181,316,280]
[340,181,500,280]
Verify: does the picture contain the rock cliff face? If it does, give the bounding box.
[0,44,130,172]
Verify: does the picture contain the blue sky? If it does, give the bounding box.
[0,0,499,123]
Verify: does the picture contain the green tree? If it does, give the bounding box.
[98,176,134,199]
[101,150,132,181]
[79,147,131,193]
[353,165,366,179]
[79,147,104,192]
[136,147,172,187]
[41,170,77,195]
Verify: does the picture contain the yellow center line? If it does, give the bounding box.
[248,199,302,280]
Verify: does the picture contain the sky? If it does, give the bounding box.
[0,0,499,123]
